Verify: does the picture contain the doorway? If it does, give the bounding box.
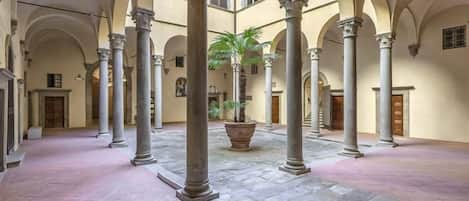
[272,96,280,124]
[331,95,344,130]
[45,97,65,128]
[7,80,14,154]
[392,95,404,136]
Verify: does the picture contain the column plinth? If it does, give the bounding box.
[96,48,111,138]
[309,48,322,138]
[278,0,311,175]
[109,33,128,148]
[377,33,398,148]
[177,1,218,200]
[338,18,363,158]
[131,8,157,166]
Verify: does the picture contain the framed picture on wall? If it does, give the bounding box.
[176,77,187,97]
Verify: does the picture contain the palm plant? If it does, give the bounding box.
[209,27,270,123]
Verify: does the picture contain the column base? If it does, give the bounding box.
[278,162,311,176]
[131,155,157,166]
[176,188,219,201]
[152,128,163,134]
[309,131,322,138]
[338,148,364,158]
[376,140,399,148]
[264,124,273,131]
[108,141,128,148]
[96,132,110,138]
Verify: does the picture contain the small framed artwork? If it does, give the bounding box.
[176,77,187,97]
[176,56,184,68]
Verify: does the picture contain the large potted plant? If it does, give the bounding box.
[208,27,269,151]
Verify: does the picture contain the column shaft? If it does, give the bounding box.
[378,34,398,147]
[231,57,241,121]
[309,48,321,137]
[264,55,273,129]
[97,49,110,138]
[279,0,310,175]
[153,55,163,129]
[109,34,128,148]
[131,9,157,166]
[177,0,218,200]
[339,18,363,158]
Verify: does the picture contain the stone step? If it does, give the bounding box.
[7,149,25,168]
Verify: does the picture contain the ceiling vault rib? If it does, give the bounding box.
[17,1,107,19]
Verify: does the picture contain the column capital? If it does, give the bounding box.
[377,33,395,49]
[338,17,362,38]
[279,0,308,18]
[263,54,275,67]
[97,48,111,61]
[152,55,164,66]
[132,8,154,32]
[84,63,95,72]
[109,33,126,50]
[308,48,322,60]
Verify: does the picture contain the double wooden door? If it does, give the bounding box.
[45,97,65,128]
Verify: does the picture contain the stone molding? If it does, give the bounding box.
[133,8,154,32]
[109,34,126,50]
[377,33,394,49]
[152,55,164,67]
[97,48,111,61]
[338,17,362,38]
[280,0,308,18]
[308,48,322,60]
[263,54,275,67]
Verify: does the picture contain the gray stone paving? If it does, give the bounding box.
[125,128,398,201]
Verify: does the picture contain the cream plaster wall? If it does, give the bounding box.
[27,38,87,128]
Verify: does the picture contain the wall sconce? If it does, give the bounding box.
[74,74,85,81]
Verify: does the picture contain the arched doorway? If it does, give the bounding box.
[303,72,329,127]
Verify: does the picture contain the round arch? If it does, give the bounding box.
[302,71,329,122]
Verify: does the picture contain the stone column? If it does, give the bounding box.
[338,18,363,158]
[309,48,322,138]
[377,33,398,147]
[264,54,274,129]
[278,0,310,175]
[131,8,157,166]
[96,48,111,138]
[109,33,128,148]
[176,0,218,200]
[153,55,163,130]
[231,55,241,121]
[31,91,39,127]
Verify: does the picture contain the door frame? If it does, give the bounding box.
[373,86,414,137]
[34,89,71,128]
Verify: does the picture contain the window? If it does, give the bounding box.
[251,64,258,74]
[241,0,260,8]
[175,56,184,68]
[443,25,466,50]
[210,0,230,9]
[47,74,62,88]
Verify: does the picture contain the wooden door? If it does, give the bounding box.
[45,97,65,128]
[272,96,280,124]
[392,95,404,136]
[331,96,344,130]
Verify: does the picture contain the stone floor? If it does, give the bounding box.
[126,127,398,201]
[1,124,469,201]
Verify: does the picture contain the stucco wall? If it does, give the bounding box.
[27,38,87,128]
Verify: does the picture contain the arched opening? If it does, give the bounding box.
[6,37,15,154]
[270,29,309,124]
[303,72,329,126]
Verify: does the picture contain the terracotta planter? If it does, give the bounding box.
[224,121,256,151]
